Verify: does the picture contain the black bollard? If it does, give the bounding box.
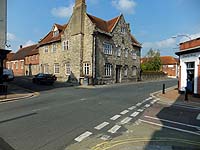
[185,87,188,101]
[162,84,165,94]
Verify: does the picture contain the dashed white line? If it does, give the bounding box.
[130,111,140,117]
[120,110,129,115]
[136,103,142,106]
[128,106,136,110]
[145,104,151,108]
[120,117,132,125]
[74,131,92,142]
[94,122,109,130]
[108,125,121,134]
[137,109,144,112]
[110,115,121,121]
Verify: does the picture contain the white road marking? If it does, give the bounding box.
[145,104,151,108]
[100,135,111,141]
[74,131,92,142]
[120,117,132,125]
[145,116,200,129]
[137,109,144,112]
[94,122,109,130]
[108,125,121,134]
[120,110,129,115]
[128,106,136,110]
[136,103,142,106]
[130,111,140,117]
[140,119,200,136]
[196,113,200,120]
[110,115,121,121]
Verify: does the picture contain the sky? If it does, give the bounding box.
[6,0,200,57]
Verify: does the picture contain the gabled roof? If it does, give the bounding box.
[87,13,120,33]
[39,24,67,46]
[87,13,141,48]
[160,56,179,65]
[11,44,38,61]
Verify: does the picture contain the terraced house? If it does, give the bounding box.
[38,0,141,85]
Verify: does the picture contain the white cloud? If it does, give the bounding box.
[112,0,136,14]
[51,4,74,18]
[23,40,35,47]
[143,38,176,49]
[7,33,16,41]
[180,32,200,43]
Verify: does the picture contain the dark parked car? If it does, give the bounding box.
[32,73,57,85]
[3,69,14,82]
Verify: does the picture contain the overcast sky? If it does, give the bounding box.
[7,0,200,57]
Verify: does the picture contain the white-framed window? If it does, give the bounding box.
[121,27,126,34]
[63,40,69,51]
[103,43,112,55]
[6,62,10,69]
[168,65,174,68]
[44,46,48,53]
[54,63,60,74]
[124,66,128,77]
[65,63,71,75]
[132,66,137,76]
[44,64,49,74]
[20,61,24,69]
[84,63,90,75]
[132,51,137,60]
[117,48,121,57]
[15,61,18,69]
[52,44,57,53]
[125,49,128,58]
[105,63,112,76]
[53,30,59,37]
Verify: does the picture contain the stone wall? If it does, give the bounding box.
[95,15,141,84]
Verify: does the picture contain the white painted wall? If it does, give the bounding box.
[180,52,200,94]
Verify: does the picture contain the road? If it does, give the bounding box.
[0,79,177,150]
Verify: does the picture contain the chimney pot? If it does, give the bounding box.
[20,45,23,49]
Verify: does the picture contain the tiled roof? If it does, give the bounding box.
[39,24,67,46]
[87,13,120,33]
[11,44,38,61]
[6,52,15,61]
[160,56,179,65]
[87,14,141,47]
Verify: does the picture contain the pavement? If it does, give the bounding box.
[0,82,200,150]
[65,86,200,150]
[0,83,38,103]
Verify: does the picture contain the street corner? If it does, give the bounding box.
[64,120,200,150]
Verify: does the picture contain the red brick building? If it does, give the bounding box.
[176,38,200,97]
[6,44,39,76]
[160,56,179,78]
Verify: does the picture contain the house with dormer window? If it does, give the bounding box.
[38,0,141,84]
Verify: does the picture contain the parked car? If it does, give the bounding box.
[32,73,57,85]
[3,69,14,82]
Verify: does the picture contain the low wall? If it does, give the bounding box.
[141,71,167,81]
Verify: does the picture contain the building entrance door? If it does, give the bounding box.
[116,65,121,83]
[186,62,195,93]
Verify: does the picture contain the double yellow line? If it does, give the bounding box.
[91,137,200,150]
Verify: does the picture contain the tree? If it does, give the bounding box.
[141,49,161,71]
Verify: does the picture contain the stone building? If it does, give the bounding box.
[39,0,141,84]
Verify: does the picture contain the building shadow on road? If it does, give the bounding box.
[10,76,80,93]
[143,87,200,150]
[0,137,15,150]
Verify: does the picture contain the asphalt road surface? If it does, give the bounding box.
[0,79,177,150]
